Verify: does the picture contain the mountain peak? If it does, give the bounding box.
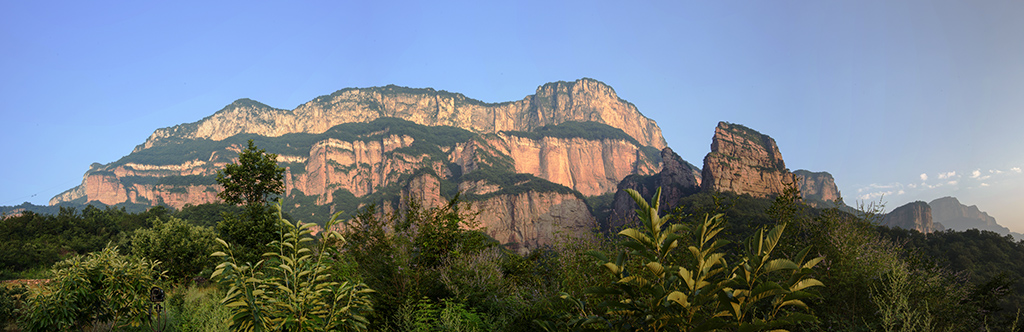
[700,122,794,197]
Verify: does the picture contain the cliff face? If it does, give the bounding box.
[883,201,936,233]
[793,170,842,206]
[700,122,796,198]
[610,147,701,229]
[138,78,666,152]
[929,196,1008,234]
[471,191,596,253]
[51,79,666,251]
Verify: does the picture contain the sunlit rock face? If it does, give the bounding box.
[50,79,669,252]
[700,122,796,198]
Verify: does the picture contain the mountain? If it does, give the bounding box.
[700,122,797,198]
[930,196,1024,241]
[793,170,842,207]
[609,147,701,229]
[882,201,938,234]
[48,78,666,252]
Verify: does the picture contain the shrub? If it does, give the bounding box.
[167,285,231,332]
[19,246,166,331]
[569,188,823,331]
[130,216,217,280]
[0,284,27,330]
[211,203,374,331]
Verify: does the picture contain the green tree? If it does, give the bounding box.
[217,139,285,207]
[215,139,286,263]
[130,216,217,280]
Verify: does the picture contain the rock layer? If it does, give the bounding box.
[700,122,796,198]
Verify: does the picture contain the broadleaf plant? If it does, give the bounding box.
[212,201,374,332]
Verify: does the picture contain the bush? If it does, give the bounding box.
[130,216,217,280]
[0,284,27,330]
[167,285,231,332]
[566,188,823,331]
[19,246,166,331]
[211,203,374,331]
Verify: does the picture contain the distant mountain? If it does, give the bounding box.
[930,196,1023,241]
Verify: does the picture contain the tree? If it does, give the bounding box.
[130,216,217,280]
[216,139,285,207]
[215,139,286,263]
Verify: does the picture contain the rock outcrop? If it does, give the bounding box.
[793,170,842,206]
[472,191,596,253]
[882,201,936,233]
[700,122,796,198]
[610,147,701,229]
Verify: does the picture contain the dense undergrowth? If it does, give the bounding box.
[2,188,1023,331]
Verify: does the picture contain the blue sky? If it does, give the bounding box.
[3,1,1023,231]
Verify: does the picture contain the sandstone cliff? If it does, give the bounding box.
[137,78,666,152]
[51,79,667,251]
[793,169,842,207]
[882,201,936,233]
[610,147,701,229]
[700,122,796,198]
[471,190,596,253]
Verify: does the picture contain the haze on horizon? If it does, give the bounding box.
[2,1,1023,232]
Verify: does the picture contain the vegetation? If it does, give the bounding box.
[130,216,217,280]
[216,140,286,265]
[19,246,165,331]
[211,204,374,331]
[6,134,1024,331]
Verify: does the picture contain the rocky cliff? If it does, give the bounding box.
[793,170,842,206]
[882,201,936,233]
[51,79,665,251]
[610,147,701,229]
[137,78,666,152]
[700,122,796,198]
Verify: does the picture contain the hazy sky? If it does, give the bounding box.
[3,1,1023,231]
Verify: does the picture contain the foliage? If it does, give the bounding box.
[19,246,165,331]
[0,284,27,331]
[167,285,232,332]
[211,203,374,332]
[877,226,1024,330]
[0,205,163,278]
[392,297,494,332]
[340,196,515,330]
[217,139,285,207]
[215,139,286,265]
[575,188,822,331]
[130,216,218,280]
